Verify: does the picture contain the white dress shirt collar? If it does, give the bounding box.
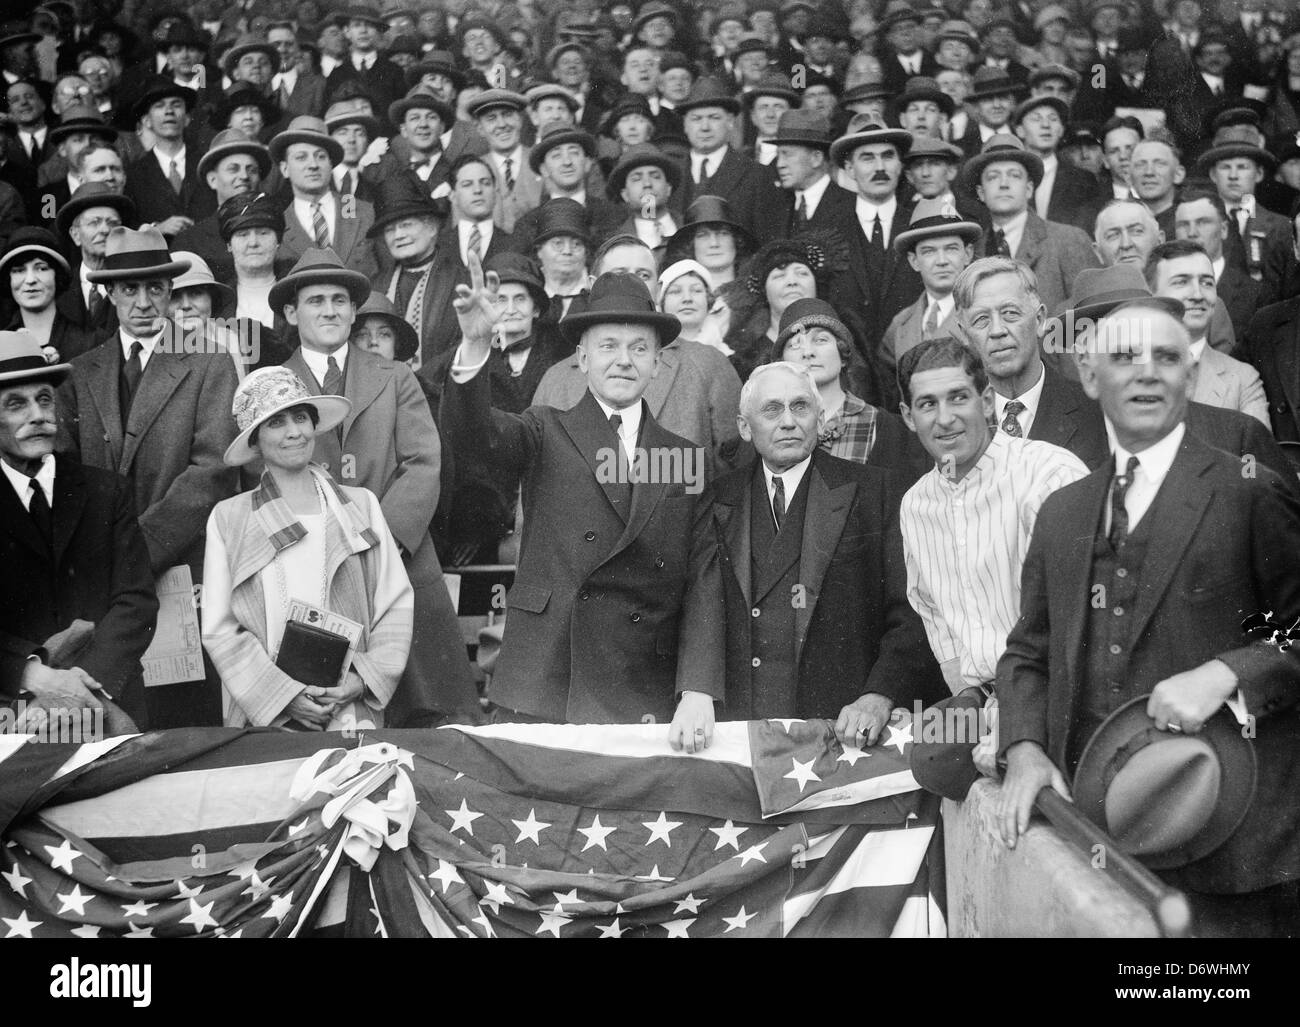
[996,209,1029,257]
[301,344,349,388]
[591,394,643,462]
[353,51,376,71]
[1189,338,1208,362]
[1211,255,1225,281]
[294,192,337,240]
[994,359,1046,437]
[796,173,831,220]
[1,452,54,509]
[457,217,495,264]
[691,147,727,182]
[762,454,812,515]
[1105,419,1186,477]
[153,145,186,181]
[855,194,898,244]
[120,328,162,371]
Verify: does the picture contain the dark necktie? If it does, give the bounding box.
[322,354,343,395]
[1001,400,1025,438]
[795,193,808,231]
[609,412,623,444]
[168,158,183,196]
[991,228,1010,257]
[87,286,106,324]
[502,156,515,193]
[869,214,883,252]
[120,341,143,427]
[28,478,52,549]
[771,475,786,531]
[923,300,940,337]
[1108,455,1140,550]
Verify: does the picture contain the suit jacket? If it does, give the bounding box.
[1193,342,1269,427]
[1027,365,1111,471]
[1224,203,1293,309]
[982,211,1100,316]
[676,449,945,718]
[54,263,119,337]
[490,149,543,233]
[881,292,964,371]
[880,51,940,95]
[529,336,742,481]
[0,130,52,220]
[772,179,858,242]
[125,149,217,235]
[1217,259,1262,341]
[0,455,158,723]
[1244,296,1300,443]
[278,194,379,279]
[273,69,327,121]
[1043,159,1104,234]
[997,432,1300,893]
[672,146,784,246]
[439,379,701,724]
[56,339,240,580]
[325,57,409,131]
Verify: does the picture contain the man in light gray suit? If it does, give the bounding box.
[1146,239,1269,427]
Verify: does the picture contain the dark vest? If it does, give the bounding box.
[746,464,810,719]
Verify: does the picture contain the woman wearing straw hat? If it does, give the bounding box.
[1,226,92,364]
[201,366,414,730]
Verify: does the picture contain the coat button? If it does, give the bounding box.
[1113,606,1124,617]
[655,557,665,568]
[751,657,761,667]
[102,433,110,442]
[580,590,590,601]
[630,612,641,623]
[584,531,596,541]
[1109,644,1122,655]
[1115,568,1127,578]
[751,607,760,618]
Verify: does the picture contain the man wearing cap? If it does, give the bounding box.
[606,142,679,263]
[1012,92,1103,233]
[56,226,240,727]
[34,102,117,218]
[441,258,709,738]
[770,109,856,240]
[125,77,211,238]
[271,114,378,278]
[53,180,135,337]
[0,330,156,730]
[268,20,326,120]
[511,125,624,253]
[996,292,1300,937]
[324,4,406,125]
[1028,62,1080,106]
[277,246,481,726]
[880,2,940,95]
[468,88,532,232]
[968,134,1099,316]
[883,198,979,379]
[173,128,272,284]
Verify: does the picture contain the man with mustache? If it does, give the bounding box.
[1146,238,1268,425]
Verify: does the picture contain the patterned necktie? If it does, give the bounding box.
[1108,455,1140,550]
[771,475,786,531]
[1001,399,1025,437]
[168,158,183,195]
[467,222,482,264]
[795,193,808,231]
[924,300,940,337]
[502,156,514,193]
[28,478,52,549]
[323,354,342,396]
[312,200,330,247]
[991,228,1009,257]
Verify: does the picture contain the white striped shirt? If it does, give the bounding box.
[900,431,1089,693]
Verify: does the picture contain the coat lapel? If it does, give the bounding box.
[1194,347,1229,407]
[341,346,387,442]
[1059,467,1111,691]
[560,390,628,518]
[610,408,676,557]
[81,343,124,468]
[1282,305,1300,419]
[717,470,752,608]
[51,456,88,567]
[793,455,855,665]
[122,349,189,471]
[1016,213,1047,265]
[644,343,681,419]
[334,205,360,263]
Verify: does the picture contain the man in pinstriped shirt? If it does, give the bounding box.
[897,336,1088,800]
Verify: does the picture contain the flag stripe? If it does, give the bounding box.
[433,722,754,767]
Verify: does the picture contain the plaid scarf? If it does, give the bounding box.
[249,464,380,555]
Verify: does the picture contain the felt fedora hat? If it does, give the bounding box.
[47,104,119,146]
[676,77,742,116]
[1064,263,1185,324]
[829,113,913,165]
[198,127,273,179]
[55,181,136,237]
[892,197,982,253]
[962,133,1044,190]
[968,65,1027,101]
[632,0,678,34]
[486,251,549,311]
[560,271,680,347]
[528,124,598,174]
[224,366,351,466]
[131,76,198,122]
[269,114,344,165]
[769,109,834,150]
[901,134,964,164]
[0,330,70,387]
[267,247,371,311]
[893,75,955,118]
[86,225,189,283]
[742,70,799,108]
[839,78,892,106]
[605,141,682,199]
[352,291,418,362]
[388,85,455,131]
[323,97,381,138]
[1073,695,1257,869]
[212,85,281,134]
[220,35,279,76]
[169,250,234,307]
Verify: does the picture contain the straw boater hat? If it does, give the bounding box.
[55,181,136,237]
[268,247,370,312]
[198,127,273,180]
[224,366,351,466]
[560,271,680,347]
[269,115,344,165]
[893,197,982,253]
[0,331,70,387]
[86,226,190,283]
[169,251,234,307]
[829,113,913,165]
[352,292,419,362]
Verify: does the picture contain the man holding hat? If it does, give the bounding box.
[771,109,856,239]
[56,226,240,727]
[324,4,406,127]
[0,330,156,730]
[442,257,709,739]
[125,77,210,238]
[1012,91,1103,232]
[270,114,378,278]
[173,128,272,284]
[996,285,1300,937]
[277,246,482,727]
[53,180,136,336]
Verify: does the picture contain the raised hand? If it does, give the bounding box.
[452,247,503,356]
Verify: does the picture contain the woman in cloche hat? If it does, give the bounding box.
[0,227,92,364]
[200,366,414,731]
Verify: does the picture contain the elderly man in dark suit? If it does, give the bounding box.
[56,227,240,727]
[53,181,134,337]
[277,247,481,727]
[996,295,1300,937]
[441,259,710,746]
[0,331,156,730]
[676,358,945,745]
[769,109,857,240]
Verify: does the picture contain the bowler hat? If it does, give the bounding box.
[829,113,912,165]
[352,291,418,362]
[486,251,549,312]
[131,75,197,123]
[388,85,454,132]
[1073,696,1257,869]
[224,365,350,466]
[676,77,741,116]
[528,124,597,174]
[892,197,981,253]
[743,70,799,109]
[213,85,281,134]
[367,171,447,237]
[530,197,592,249]
[85,225,191,284]
[269,114,344,165]
[55,181,136,237]
[967,66,1026,101]
[323,97,380,139]
[170,250,234,307]
[0,330,70,387]
[199,126,273,179]
[963,133,1044,190]
[47,105,118,147]
[220,34,279,76]
[605,142,682,199]
[268,246,371,311]
[769,109,833,150]
[1064,263,1185,323]
[560,271,680,347]
[217,191,284,241]
[894,75,955,118]
[666,194,755,260]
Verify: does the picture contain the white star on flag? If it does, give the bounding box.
[43,839,81,873]
[427,859,464,894]
[56,884,93,916]
[673,893,703,914]
[120,899,157,918]
[445,798,484,835]
[551,888,581,911]
[2,910,41,938]
[784,756,821,792]
[735,842,768,867]
[722,906,757,932]
[577,814,617,852]
[227,859,259,880]
[535,910,571,937]
[479,880,515,914]
[263,893,294,921]
[70,924,101,939]
[769,719,805,732]
[2,862,32,897]
[173,879,204,899]
[511,808,551,845]
[641,811,682,846]
[242,871,275,902]
[634,864,674,882]
[886,720,913,755]
[123,921,154,938]
[287,817,311,837]
[837,744,869,766]
[219,927,244,939]
[708,819,747,851]
[662,918,695,938]
[597,917,626,938]
[470,911,496,937]
[181,897,219,933]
